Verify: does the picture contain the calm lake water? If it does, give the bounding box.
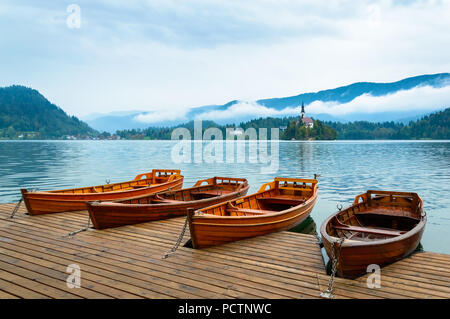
[0,140,449,254]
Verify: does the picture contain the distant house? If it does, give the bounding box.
[230,129,243,136]
[23,132,39,138]
[296,101,314,128]
[279,126,287,131]
[302,117,314,128]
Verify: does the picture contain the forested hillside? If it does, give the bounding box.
[326,108,449,140]
[0,85,97,139]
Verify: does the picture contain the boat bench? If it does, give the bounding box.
[191,190,231,197]
[152,198,184,203]
[356,208,419,220]
[333,225,406,237]
[257,196,305,206]
[131,185,147,189]
[227,208,275,216]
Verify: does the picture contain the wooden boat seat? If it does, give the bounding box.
[152,198,184,203]
[91,187,100,193]
[191,190,232,197]
[151,194,184,203]
[332,224,406,237]
[131,185,148,189]
[356,208,419,220]
[227,208,275,215]
[257,196,305,206]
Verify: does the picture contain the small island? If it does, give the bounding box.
[279,102,338,140]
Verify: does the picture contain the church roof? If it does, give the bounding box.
[302,117,313,124]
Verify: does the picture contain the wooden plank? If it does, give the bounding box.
[0,289,20,299]
[0,278,50,299]
[2,222,428,300]
[0,223,321,299]
[0,270,73,299]
[332,224,404,236]
[0,224,283,298]
[2,211,324,298]
[1,203,450,299]
[0,255,115,299]
[0,237,227,299]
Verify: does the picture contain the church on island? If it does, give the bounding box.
[297,101,314,128]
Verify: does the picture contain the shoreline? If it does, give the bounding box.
[1,139,450,142]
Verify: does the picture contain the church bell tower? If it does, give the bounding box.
[301,101,305,119]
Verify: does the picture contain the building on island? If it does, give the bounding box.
[297,101,314,128]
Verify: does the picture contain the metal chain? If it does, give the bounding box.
[320,237,344,299]
[162,214,189,259]
[10,198,23,219]
[10,189,38,219]
[64,215,91,237]
[316,234,323,248]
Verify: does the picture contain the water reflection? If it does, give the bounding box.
[0,140,448,253]
[289,216,317,236]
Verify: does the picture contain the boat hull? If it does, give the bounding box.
[320,190,426,279]
[322,223,425,279]
[189,188,317,249]
[22,176,183,215]
[87,186,249,229]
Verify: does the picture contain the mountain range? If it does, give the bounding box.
[82,73,450,133]
[1,73,449,137]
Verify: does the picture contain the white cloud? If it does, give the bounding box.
[134,109,188,123]
[189,85,450,121]
[194,101,295,120]
[0,0,449,117]
[307,85,450,115]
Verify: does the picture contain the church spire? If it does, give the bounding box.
[301,101,305,119]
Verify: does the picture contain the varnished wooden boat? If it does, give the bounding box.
[320,190,426,279]
[188,177,318,249]
[87,177,250,229]
[21,169,183,215]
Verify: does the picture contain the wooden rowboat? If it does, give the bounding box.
[188,177,318,249]
[21,169,183,215]
[320,190,426,279]
[87,177,249,229]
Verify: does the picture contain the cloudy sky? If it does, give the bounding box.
[0,0,449,117]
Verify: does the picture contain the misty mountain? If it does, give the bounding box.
[256,73,450,109]
[83,73,450,133]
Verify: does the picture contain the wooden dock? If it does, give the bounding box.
[0,202,449,299]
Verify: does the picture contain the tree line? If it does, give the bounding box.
[115,108,449,140]
[325,108,449,140]
[1,84,447,140]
